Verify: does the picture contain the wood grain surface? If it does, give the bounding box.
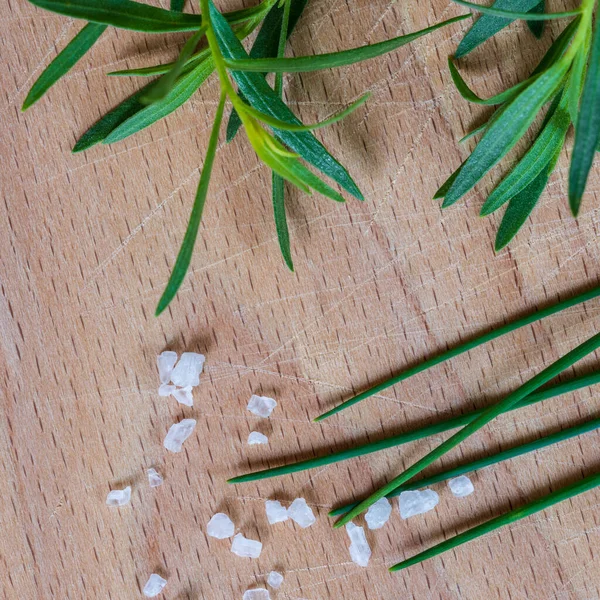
[2,1,600,598]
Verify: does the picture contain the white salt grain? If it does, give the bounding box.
[247,394,277,418]
[267,571,284,589]
[242,589,270,600]
[365,497,392,530]
[143,573,167,597]
[448,475,475,498]
[157,351,177,385]
[170,352,205,387]
[147,468,163,488]
[231,533,262,558]
[288,498,316,528]
[163,419,196,453]
[265,500,288,524]
[106,486,131,507]
[172,385,194,407]
[346,522,371,567]
[248,431,268,445]
[399,489,439,519]
[158,383,176,397]
[207,513,235,539]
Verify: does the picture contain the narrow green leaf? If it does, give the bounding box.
[527,0,545,38]
[209,0,364,200]
[272,172,294,271]
[434,162,464,199]
[103,57,215,145]
[335,331,600,527]
[226,0,309,142]
[481,91,568,215]
[224,15,471,73]
[313,285,600,421]
[568,37,591,123]
[391,471,600,571]
[451,0,580,22]
[569,11,600,215]
[530,16,580,76]
[155,92,226,316]
[22,22,106,110]
[108,50,209,77]
[444,60,568,206]
[170,0,185,12]
[456,0,553,58]
[459,122,488,143]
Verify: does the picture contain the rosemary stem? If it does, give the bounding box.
[315,285,600,421]
[334,331,600,527]
[227,372,600,484]
[329,415,600,516]
[390,470,600,571]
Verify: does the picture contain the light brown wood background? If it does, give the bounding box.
[2,0,600,598]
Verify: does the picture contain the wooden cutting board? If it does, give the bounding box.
[2,1,600,598]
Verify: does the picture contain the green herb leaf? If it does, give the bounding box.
[155,91,226,316]
[22,22,106,110]
[272,172,293,271]
[451,0,580,22]
[103,57,215,144]
[170,0,185,12]
[224,15,471,73]
[433,161,464,199]
[456,0,552,58]
[209,0,363,200]
[569,11,600,215]
[444,60,568,206]
[526,0,545,38]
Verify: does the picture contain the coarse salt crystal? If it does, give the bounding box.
[157,351,177,385]
[147,468,163,488]
[163,419,196,453]
[247,395,277,418]
[172,385,194,407]
[106,486,131,507]
[242,589,270,600]
[267,571,284,589]
[248,431,268,445]
[207,513,235,539]
[265,500,288,524]
[365,497,392,530]
[170,352,205,387]
[158,383,176,397]
[143,573,167,597]
[288,498,316,528]
[346,522,371,567]
[448,475,475,498]
[231,533,262,558]
[398,489,439,519]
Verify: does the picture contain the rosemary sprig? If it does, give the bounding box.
[227,371,600,484]
[390,470,600,571]
[335,331,600,527]
[330,415,600,517]
[315,285,600,421]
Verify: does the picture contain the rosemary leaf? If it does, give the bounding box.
[170,0,185,12]
[272,171,293,271]
[155,91,226,316]
[224,15,472,73]
[451,0,581,21]
[390,470,600,571]
[527,0,545,38]
[314,285,600,421]
[22,22,106,110]
[334,331,600,528]
[228,372,600,484]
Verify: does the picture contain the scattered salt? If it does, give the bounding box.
[288,498,316,528]
[170,352,205,387]
[207,513,235,539]
[365,497,392,530]
[157,351,177,385]
[242,589,270,600]
[265,500,288,524]
[163,418,196,453]
[248,431,268,445]
[231,533,262,558]
[399,489,439,519]
[143,573,167,597]
[267,571,284,589]
[147,468,163,488]
[448,475,475,498]
[106,486,131,507]
[172,385,194,407]
[346,522,371,567]
[158,383,176,397]
[247,394,277,418]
